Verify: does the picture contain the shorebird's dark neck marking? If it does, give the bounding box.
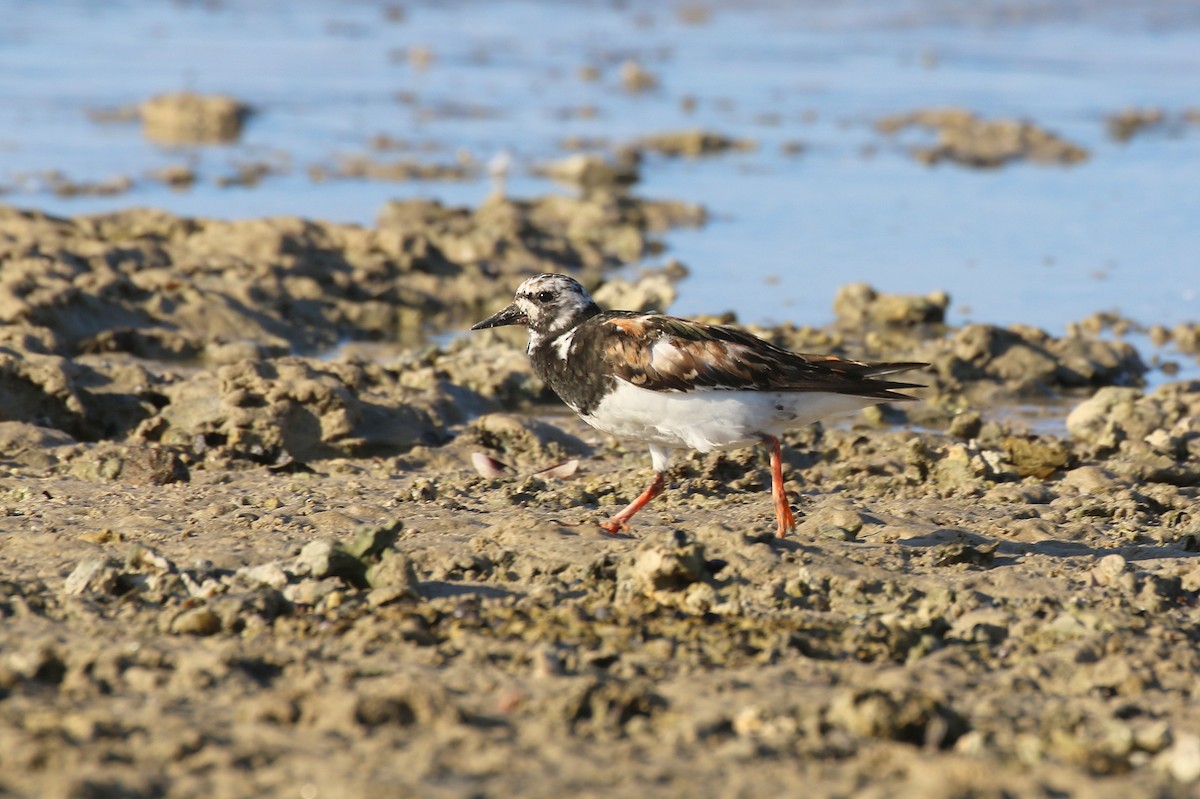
[528,310,618,416]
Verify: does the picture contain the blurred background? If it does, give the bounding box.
[1,0,1198,333]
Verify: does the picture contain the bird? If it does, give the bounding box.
[471,273,926,537]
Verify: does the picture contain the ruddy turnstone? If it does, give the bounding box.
[472,273,926,537]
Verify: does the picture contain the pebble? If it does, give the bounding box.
[170,607,220,636]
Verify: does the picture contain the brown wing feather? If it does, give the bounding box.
[599,313,925,399]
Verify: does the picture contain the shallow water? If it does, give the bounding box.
[2,0,1199,334]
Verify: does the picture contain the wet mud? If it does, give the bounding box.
[2,192,1199,798]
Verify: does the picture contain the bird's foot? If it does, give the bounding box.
[599,518,628,534]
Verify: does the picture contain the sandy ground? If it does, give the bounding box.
[2,199,1200,798]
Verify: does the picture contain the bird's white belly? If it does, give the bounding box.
[579,379,881,453]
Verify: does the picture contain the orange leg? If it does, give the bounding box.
[600,471,666,534]
[764,435,795,537]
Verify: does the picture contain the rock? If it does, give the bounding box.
[1060,465,1120,494]
[947,411,983,440]
[833,283,949,326]
[5,646,66,684]
[1159,733,1200,783]
[618,530,707,604]
[827,687,966,748]
[1067,387,1144,445]
[947,609,1009,645]
[533,153,639,188]
[67,444,188,485]
[1106,107,1166,142]
[0,421,76,468]
[317,153,477,183]
[876,108,1088,168]
[345,520,404,561]
[926,541,997,568]
[1092,554,1128,587]
[797,504,867,541]
[235,562,290,590]
[140,92,251,144]
[170,607,221,636]
[999,435,1073,478]
[0,349,91,436]
[0,194,702,368]
[634,130,756,157]
[282,578,342,606]
[208,589,289,632]
[145,357,449,461]
[292,540,367,587]
[592,274,678,314]
[619,60,659,92]
[1135,720,1173,754]
[936,324,1145,393]
[365,552,421,602]
[64,558,120,595]
[933,442,1013,486]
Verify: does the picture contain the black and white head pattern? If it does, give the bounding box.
[509,273,600,346]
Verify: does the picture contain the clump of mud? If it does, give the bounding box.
[1105,107,1200,142]
[140,91,252,145]
[0,192,702,359]
[834,282,950,326]
[877,108,1089,167]
[634,130,757,158]
[619,59,659,92]
[1106,107,1168,142]
[533,152,641,189]
[309,153,479,183]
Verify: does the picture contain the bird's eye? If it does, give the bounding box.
[534,290,555,303]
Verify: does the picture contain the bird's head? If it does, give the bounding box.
[471,273,600,344]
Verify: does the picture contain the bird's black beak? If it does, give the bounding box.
[471,303,528,330]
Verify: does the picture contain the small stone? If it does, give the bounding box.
[927,540,997,568]
[593,275,678,315]
[235,562,290,590]
[1000,436,1073,479]
[1092,554,1128,587]
[618,530,707,605]
[532,646,565,678]
[533,153,639,188]
[293,540,366,586]
[345,520,403,560]
[1144,429,1184,459]
[799,505,866,541]
[170,607,221,636]
[1161,734,1200,783]
[948,609,1010,645]
[1066,387,1142,444]
[833,282,949,326]
[283,578,341,606]
[1061,465,1119,494]
[64,558,119,595]
[1135,720,1172,754]
[365,551,420,599]
[948,411,983,440]
[620,60,658,92]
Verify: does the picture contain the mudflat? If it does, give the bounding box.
[2,199,1199,798]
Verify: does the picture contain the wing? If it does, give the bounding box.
[596,313,926,399]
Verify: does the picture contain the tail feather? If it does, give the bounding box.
[860,361,928,378]
[848,361,928,400]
